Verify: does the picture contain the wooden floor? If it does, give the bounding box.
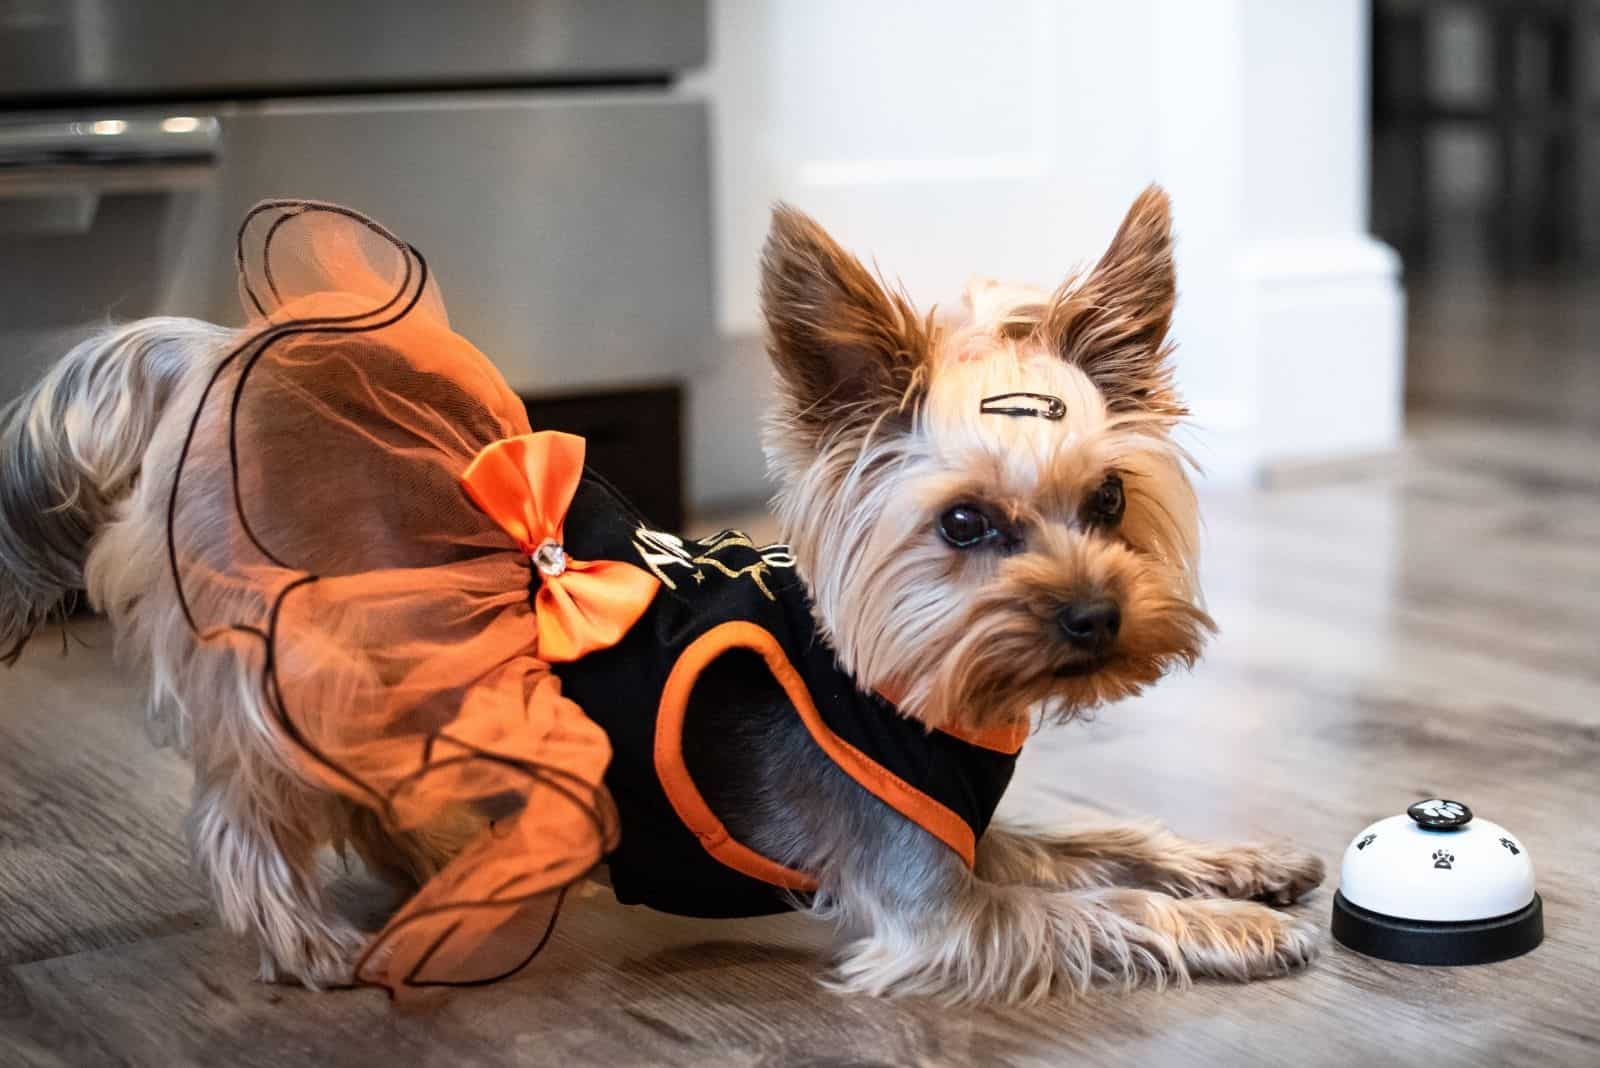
[2,413,1598,1067]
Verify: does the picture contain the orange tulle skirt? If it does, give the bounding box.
[167,201,656,994]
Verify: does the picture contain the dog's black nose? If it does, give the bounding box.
[1057,599,1121,653]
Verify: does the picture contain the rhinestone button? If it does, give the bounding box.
[531,538,568,578]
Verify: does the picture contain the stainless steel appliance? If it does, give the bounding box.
[0,0,712,519]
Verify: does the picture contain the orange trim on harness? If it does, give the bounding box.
[654,624,819,892]
[654,621,980,886]
[934,717,1028,756]
[874,685,1029,756]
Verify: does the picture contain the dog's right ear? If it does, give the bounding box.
[760,205,931,446]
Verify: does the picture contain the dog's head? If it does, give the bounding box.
[760,186,1213,733]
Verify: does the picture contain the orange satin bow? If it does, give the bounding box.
[461,431,659,662]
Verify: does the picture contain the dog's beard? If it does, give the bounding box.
[887,540,1214,732]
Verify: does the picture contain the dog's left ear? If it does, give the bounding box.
[760,204,931,445]
[1044,185,1184,416]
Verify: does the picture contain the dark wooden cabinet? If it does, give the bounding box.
[521,384,684,531]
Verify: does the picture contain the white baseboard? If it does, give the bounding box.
[1187,234,1406,488]
[1249,234,1406,470]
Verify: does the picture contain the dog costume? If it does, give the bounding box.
[170,202,1025,995]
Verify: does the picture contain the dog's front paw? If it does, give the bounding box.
[1173,899,1320,981]
[1165,841,1326,906]
[1235,844,1326,906]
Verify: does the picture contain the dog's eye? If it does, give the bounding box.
[1087,475,1125,526]
[939,504,994,548]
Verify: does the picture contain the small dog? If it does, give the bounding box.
[0,186,1323,1002]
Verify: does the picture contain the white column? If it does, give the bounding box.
[1156,0,1404,482]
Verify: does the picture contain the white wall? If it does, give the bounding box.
[691,0,1161,336]
[683,0,1402,504]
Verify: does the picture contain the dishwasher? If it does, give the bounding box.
[0,0,711,527]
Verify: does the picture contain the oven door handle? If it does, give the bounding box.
[0,116,220,234]
[0,116,221,170]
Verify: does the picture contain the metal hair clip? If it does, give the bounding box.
[979,392,1067,420]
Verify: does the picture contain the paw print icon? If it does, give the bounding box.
[1408,798,1473,828]
[1432,849,1454,870]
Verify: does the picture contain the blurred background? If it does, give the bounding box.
[0,0,1590,522]
[1373,0,1600,430]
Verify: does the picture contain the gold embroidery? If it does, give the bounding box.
[631,526,796,601]
[691,553,776,600]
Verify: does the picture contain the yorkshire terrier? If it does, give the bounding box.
[0,186,1323,1002]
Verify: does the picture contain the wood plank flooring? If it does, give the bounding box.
[2,413,1597,1067]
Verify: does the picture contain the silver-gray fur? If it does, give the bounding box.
[684,652,1323,1003]
[0,318,235,662]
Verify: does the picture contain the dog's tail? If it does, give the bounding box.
[0,318,236,664]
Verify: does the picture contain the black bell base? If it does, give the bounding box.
[1331,890,1543,966]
